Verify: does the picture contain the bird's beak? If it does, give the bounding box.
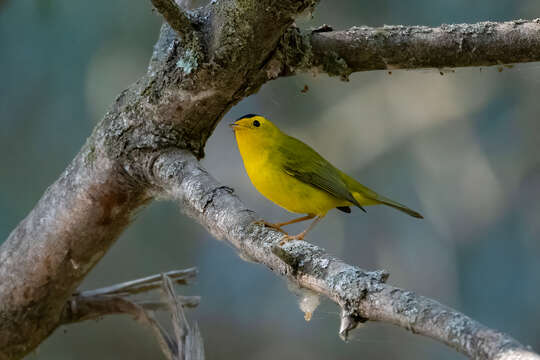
[229,121,241,130]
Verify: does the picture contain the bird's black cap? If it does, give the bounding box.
[235,113,260,121]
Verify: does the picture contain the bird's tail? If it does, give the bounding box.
[375,195,424,219]
[341,172,423,219]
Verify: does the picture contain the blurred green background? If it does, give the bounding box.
[2,1,540,359]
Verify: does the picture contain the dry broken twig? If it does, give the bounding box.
[74,268,198,298]
[61,270,204,360]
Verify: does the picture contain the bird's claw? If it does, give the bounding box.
[254,220,288,235]
[279,234,305,246]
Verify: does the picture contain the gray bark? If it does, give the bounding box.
[275,20,540,79]
[1,0,539,358]
[0,138,150,359]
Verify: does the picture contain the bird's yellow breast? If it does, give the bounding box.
[235,130,349,216]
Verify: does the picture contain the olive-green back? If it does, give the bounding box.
[274,131,423,218]
[277,135,363,208]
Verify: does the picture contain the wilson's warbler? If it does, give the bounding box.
[231,114,423,242]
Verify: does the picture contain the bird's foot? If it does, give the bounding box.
[279,233,305,246]
[254,220,288,235]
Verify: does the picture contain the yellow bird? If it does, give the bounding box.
[231,114,423,242]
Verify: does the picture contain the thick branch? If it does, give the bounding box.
[151,149,539,360]
[277,19,540,78]
[0,140,150,359]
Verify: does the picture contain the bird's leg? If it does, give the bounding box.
[255,214,315,235]
[254,220,288,234]
[280,216,324,245]
[275,214,315,227]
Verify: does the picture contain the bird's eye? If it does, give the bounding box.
[253,120,260,127]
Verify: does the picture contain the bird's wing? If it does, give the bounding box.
[278,136,362,208]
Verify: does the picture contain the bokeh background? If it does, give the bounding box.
[2,1,540,359]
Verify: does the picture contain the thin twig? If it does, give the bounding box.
[161,273,205,360]
[61,269,200,324]
[76,268,198,297]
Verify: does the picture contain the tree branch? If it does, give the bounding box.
[150,149,539,360]
[276,19,540,79]
[74,268,198,298]
[151,0,196,40]
[0,141,151,359]
[2,0,540,357]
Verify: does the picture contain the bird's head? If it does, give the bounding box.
[229,114,280,138]
[229,114,278,133]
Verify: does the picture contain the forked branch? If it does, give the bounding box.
[2,1,540,358]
